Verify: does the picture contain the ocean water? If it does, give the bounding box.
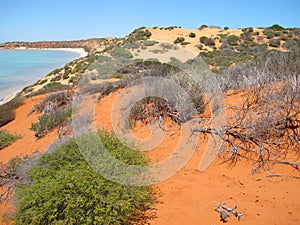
[0,49,79,102]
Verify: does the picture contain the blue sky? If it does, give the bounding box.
[1,0,299,42]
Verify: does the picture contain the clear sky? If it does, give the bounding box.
[1,0,299,43]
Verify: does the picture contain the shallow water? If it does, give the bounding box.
[0,49,79,101]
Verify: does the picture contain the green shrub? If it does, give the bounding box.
[109,47,133,58]
[180,41,191,46]
[269,39,281,47]
[0,130,21,150]
[264,29,275,39]
[199,24,208,29]
[39,79,48,85]
[173,37,185,44]
[15,131,152,225]
[227,35,240,46]
[199,36,208,43]
[189,32,196,38]
[268,24,285,31]
[224,26,229,30]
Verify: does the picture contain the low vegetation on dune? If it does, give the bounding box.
[14,131,152,225]
[0,130,21,150]
[29,91,73,138]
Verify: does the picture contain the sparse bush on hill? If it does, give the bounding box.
[199,36,208,43]
[227,35,239,46]
[173,37,185,44]
[269,38,281,47]
[15,131,153,225]
[199,24,208,30]
[109,47,133,58]
[224,26,229,30]
[189,32,196,38]
[268,24,285,31]
[0,130,21,150]
[30,92,73,138]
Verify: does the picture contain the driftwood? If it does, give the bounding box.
[215,202,243,222]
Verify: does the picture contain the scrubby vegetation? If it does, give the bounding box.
[194,51,300,172]
[0,130,21,150]
[15,131,153,225]
[30,92,73,138]
[109,47,133,58]
[174,37,185,44]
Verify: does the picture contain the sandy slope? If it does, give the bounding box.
[95,88,300,225]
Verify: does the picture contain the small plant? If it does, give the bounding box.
[199,36,208,43]
[269,38,281,47]
[199,24,208,30]
[189,32,196,38]
[174,37,185,44]
[109,47,133,58]
[224,26,229,30]
[180,41,191,46]
[227,35,240,46]
[39,79,48,85]
[0,130,21,150]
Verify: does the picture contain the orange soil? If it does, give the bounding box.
[1,87,299,224]
[0,95,58,223]
[95,88,300,225]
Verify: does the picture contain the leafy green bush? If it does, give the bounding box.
[269,39,281,47]
[173,37,185,44]
[199,24,208,29]
[109,47,133,58]
[227,35,240,46]
[268,24,285,31]
[199,36,208,43]
[15,131,152,225]
[0,130,21,150]
[189,32,196,38]
[39,79,48,85]
[224,26,229,30]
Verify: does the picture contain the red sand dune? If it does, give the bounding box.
[0,88,299,224]
[95,89,300,225]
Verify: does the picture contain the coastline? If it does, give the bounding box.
[0,48,88,105]
[13,47,88,59]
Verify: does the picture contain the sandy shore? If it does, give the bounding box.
[24,47,88,58]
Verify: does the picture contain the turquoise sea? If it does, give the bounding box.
[0,49,79,102]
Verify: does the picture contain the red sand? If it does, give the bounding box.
[95,89,300,225]
[0,89,299,224]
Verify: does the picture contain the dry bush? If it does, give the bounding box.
[193,51,300,171]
